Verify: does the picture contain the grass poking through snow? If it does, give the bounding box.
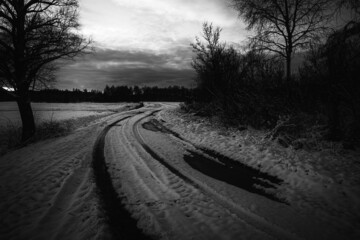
[0,102,144,156]
[0,114,111,156]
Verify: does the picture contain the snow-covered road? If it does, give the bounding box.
[0,103,355,240]
[98,103,348,240]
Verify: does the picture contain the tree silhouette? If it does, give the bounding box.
[324,20,360,142]
[191,22,240,101]
[0,0,90,140]
[232,0,334,81]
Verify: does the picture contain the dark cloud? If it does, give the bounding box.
[55,47,196,90]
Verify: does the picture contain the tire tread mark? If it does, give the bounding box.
[133,112,203,190]
[92,115,153,240]
[134,112,303,240]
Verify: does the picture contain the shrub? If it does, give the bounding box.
[188,21,360,149]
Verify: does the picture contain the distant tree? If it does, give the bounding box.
[132,86,142,101]
[191,22,241,101]
[191,22,224,100]
[0,0,90,140]
[231,0,334,81]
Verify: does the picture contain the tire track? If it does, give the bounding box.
[132,112,203,190]
[111,110,273,240]
[92,114,153,240]
[132,112,302,240]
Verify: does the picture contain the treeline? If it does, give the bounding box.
[185,21,360,149]
[0,85,193,103]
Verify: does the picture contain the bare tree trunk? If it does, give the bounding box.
[286,53,292,82]
[16,95,36,141]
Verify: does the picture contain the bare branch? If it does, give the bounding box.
[0,0,91,92]
[232,0,334,80]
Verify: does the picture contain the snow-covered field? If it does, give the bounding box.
[0,102,128,127]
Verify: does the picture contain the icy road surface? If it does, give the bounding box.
[0,103,353,240]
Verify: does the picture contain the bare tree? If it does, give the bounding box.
[231,0,334,81]
[191,22,226,99]
[0,0,90,140]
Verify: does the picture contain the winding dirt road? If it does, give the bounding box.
[0,103,349,240]
[93,103,345,240]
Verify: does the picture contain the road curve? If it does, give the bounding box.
[94,103,347,240]
[0,103,353,240]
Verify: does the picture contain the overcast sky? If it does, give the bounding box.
[55,0,248,90]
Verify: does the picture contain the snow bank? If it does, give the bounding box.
[157,108,360,236]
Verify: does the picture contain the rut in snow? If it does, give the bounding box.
[92,114,153,240]
[143,119,286,204]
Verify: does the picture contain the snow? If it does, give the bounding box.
[157,107,360,238]
[0,118,111,239]
[1,102,359,240]
[0,103,137,239]
[0,102,129,127]
[103,110,277,240]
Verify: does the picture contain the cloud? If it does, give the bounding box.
[109,0,236,25]
[58,0,249,90]
[79,0,248,51]
[55,47,196,90]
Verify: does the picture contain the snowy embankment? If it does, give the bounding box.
[157,107,360,236]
